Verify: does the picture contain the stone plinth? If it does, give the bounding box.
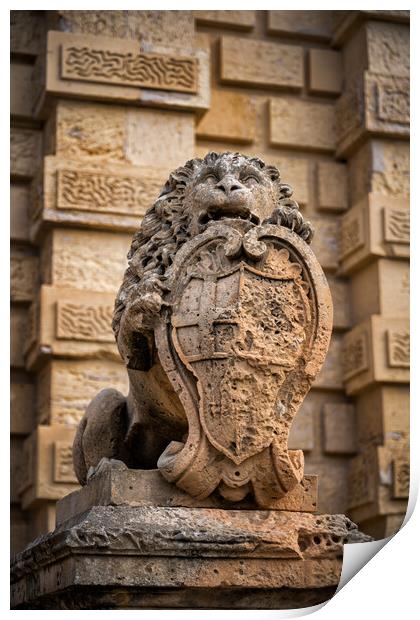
[11,504,369,609]
[11,465,370,610]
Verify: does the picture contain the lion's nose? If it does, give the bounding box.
[216,176,243,194]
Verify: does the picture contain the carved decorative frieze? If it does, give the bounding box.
[383,207,410,245]
[57,169,147,216]
[342,329,369,380]
[54,442,78,483]
[387,329,410,368]
[61,43,198,94]
[392,458,410,499]
[56,301,114,343]
[340,209,365,259]
[376,77,410,125]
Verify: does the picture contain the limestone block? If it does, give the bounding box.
[32,156,166,239]
[11,437,25,503]
[10,249,38,302]
[322,404,357,455]
[25,286,120,370]
[317,161,348,212]
[194,11,256,30]
[11,505,369,609]
[288,399,315,452]
[10,10,45,57]
[340,193,409,275]
[267,11,341,41]
[350,259,409,323]
[349,140,409,204]
[11,306,29,369]
[126,108,195,173]
[221,37,304,91]
[36,359,128,426]
[305,457,351,516]
[11,380,35,435]
[270,99,335,152]
[57,464,317,524]
[28,502,57,542]
[19,425,79,510]
[355,386,409,446]
[342,316,409,395]
[10,505,28,556]
[10,128,42,180]
[49,10,195,50]
[45,228,131,293]
[11,184,30,242]
[314,334,343,390]
[328,277,352,330]
[196,90,256,143]
[359,513,405,540]
[42,31,209,115]
[333,11,410,47]
[11,62,37,120]
[309,49,342,96]
[55,100,126,162]
[336,71,409,156]
[347,444,408,524]
[366,21,409,78]
[309,216,340,271]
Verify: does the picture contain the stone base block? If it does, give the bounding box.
[56,459,318,524]
[11,504,370,609]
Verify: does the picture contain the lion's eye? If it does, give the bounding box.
[203,174,218,183]
[242,175,260,185]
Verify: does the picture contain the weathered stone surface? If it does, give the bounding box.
[126,108,195,172]
[11,184,31,242]
[348,140,409,204]
[336,71,409,156]
[347,444,409,525]
[196,90,256,143]
[11,62,37,120]
[11,10,45,57]
[10,128,42,180]
[10,505,28,556]
[340,193,409,275]
[43,229,131,293]
[57,461,318,524]
[270,99,336,152]
[309,216,340,271]
[309,49,342,96]
[50,10,195,49]
[37,360,128,426]
[11,380,35,435]
[43,31,210,114]
[11,306,29,369]
[323,404,357,455]
[355,385,409,447]
[267,11,341,41]
[328,277,352,330]
[366,21,409,78]
[10,249,38,302]
[194,11,256,30]
[342,316,409,395]
[11,505,369,609]
[350,259,409,323]
[317,161,348,212]
[221,37,304,91]
[288,399,315,452]
[73,152,332,509]
[314,334,343,390]
[18,425,79,510]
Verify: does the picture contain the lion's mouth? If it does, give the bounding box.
[198,207,260,227]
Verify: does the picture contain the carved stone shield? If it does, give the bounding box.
[155,221,332,506]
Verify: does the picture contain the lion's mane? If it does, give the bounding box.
[112,152,313,338]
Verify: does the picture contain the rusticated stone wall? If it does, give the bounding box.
[10,10,409,553]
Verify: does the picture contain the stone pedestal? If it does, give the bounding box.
[11,464,370,610]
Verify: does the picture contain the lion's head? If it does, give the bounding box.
[112,152,313,340]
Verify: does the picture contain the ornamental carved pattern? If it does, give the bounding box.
[54,442,78,483]
[383,207,410,245]
[57,169,161,216]
[56,301,114,343]
[61,43,198,94]
[387,329,410,368]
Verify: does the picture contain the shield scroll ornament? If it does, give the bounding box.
[155,221,332,507]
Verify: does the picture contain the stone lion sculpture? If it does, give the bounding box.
[73,151,319,500]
